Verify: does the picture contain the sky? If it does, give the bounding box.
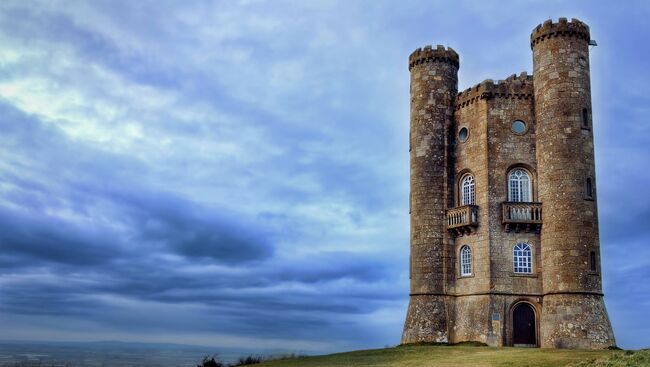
[0,0,649,354]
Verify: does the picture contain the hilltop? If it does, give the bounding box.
[256,344,650,367]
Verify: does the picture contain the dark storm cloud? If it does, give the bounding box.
[0,206,122,266]
[99,187,274,263]
[0,102,274,265]
[0,278,103,317]
[0,102,395,343]
[0,248,399,342]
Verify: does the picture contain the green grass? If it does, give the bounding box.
[257,345,650,367]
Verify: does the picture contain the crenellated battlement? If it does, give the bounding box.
[455,72,534,110]
[408,44,459,71]
[530,17,590,49]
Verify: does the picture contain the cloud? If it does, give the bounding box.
[0,99,398,348]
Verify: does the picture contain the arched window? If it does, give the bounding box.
[460,245,472,276]
[590,251,597,271]
[513,243,532,274]
[461,174,475,205]
[508,169,531,202]
[585,177,593,198]
[582,108,590,128]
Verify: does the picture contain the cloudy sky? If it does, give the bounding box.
[0,0,648,353]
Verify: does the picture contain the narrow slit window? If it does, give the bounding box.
[582,108,590,128]
[590,251,597,271]
[585,177,593,198]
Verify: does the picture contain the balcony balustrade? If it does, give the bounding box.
[502,202,542,233]
[446,205,479,236]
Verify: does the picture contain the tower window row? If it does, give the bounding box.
[459,243,533,276]
[459,244,598,277]
[458,169,533,205]
[458,170,595,204]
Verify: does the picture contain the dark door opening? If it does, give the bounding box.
[513,303,536,347]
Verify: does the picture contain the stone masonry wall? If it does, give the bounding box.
[483,76,542,297]
[452,97,490,296]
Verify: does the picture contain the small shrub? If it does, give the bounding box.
[198,355,226,367]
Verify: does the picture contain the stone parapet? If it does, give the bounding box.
[531,18,590,49]
[408,45,459,71]
[455,72,534,110]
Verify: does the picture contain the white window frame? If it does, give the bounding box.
[460,245,472,276]
[513,243,533,274]
[508,169,531,202]
[461,174,475,205]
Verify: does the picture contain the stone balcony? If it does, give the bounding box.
[446,205,479,236]
[502,202,542,233]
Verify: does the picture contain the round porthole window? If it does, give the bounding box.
[511,120,527,134]
[458,127,469,142]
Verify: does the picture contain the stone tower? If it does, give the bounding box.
[402,18,616,348]
[402,45,458,343]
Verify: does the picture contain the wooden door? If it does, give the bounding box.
[513,303,536,346]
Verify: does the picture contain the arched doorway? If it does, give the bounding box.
[512,302,537,347]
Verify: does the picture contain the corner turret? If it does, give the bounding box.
[402,44,458,344]
[531,17,615,349]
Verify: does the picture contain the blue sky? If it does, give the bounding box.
[0,0,648,353]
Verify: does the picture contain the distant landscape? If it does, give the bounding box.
[0,341,297,367]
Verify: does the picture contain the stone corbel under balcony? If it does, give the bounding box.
[502,202,542,233]
[446,205,479,237]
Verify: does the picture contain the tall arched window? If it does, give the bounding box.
[460,245,472,276]
[585,177,593,198]
[513,243,532,274]
[508,169,531,202]
[461,174,475,205]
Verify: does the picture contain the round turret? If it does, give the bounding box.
[402,44,458,344]
[532,17,596,294]
[532,18,615,348]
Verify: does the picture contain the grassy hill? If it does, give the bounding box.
[257,344,650,367]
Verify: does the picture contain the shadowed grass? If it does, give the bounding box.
[257,345,641,367]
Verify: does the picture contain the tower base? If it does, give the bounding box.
[401,294,449,344]
[540,293,616,349]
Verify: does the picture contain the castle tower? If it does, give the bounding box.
[401,18,616,349]
[531,18,615,348]
[401,45,459,344]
